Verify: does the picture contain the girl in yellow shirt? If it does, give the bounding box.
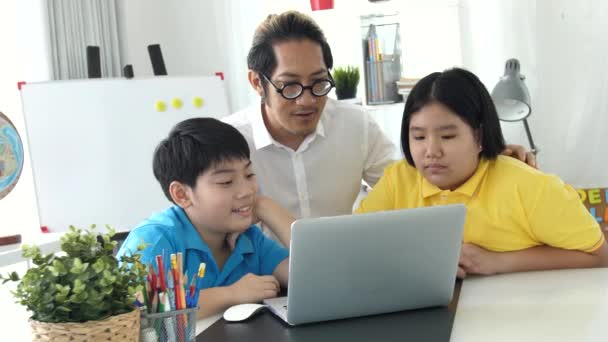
[357,68,608,278]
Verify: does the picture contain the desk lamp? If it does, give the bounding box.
[491,58,538,154]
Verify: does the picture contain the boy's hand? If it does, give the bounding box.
[229,273,280,303]
[502,144,537,168]
[459,243,504,277]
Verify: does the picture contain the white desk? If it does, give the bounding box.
[450,268,608,342]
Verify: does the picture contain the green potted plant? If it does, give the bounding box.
[1,225,147,342]
[332,65,360,100]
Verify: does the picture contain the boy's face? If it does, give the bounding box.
[184,158,258,234]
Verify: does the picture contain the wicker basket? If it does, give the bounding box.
[30,308,140,342]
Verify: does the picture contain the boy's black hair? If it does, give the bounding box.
[400,67,506,166]
[247,10,333,90]
[152,118,250,203]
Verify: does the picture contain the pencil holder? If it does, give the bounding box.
[360,12,402,105]
[140,307,198,342]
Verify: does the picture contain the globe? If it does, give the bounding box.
[0,112,24,200]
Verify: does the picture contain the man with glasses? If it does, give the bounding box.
[223,11,394,225]
[223,11,535,229]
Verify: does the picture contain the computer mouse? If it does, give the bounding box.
[223,303,268,322]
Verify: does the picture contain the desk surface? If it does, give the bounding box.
[450,268,608,342]
[199,306,455,342]
[197,282,461,342]
[196,268,608,342]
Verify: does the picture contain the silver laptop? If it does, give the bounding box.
[263,204,466,325]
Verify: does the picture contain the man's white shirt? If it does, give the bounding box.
[223,99,395,219]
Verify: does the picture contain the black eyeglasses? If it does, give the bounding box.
[261,73,335,100]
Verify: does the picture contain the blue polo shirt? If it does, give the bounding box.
[116,206,289,288]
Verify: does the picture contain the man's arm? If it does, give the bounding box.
[459,240,608,277]
[255,195,295,248]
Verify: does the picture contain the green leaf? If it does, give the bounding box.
[21,244,41,259]
[73,279,85,294]
[92,259,105,273]
[56,305,71,313]
[49,259,67,277]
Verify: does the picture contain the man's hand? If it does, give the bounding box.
[228,273,280,303]
[459,243,505,278]
[502,144,537,168]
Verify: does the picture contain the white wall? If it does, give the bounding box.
[116,0,461,111]
[458,0,537,154]
[116,0,311,113]
[117,0,228,78]
[0,1,52,236]
[534,0,608,187]
[459,0,608,187]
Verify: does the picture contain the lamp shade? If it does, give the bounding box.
[491,58,531,122]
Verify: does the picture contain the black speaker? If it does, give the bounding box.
[86,46,102,78]
[123,64,134,79]
[147,44,168,76]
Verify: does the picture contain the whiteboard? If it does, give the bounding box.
[20,76,230,232]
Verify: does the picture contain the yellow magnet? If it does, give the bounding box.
[193,97,204,108]
[171,98,183,109]
[155,100,167,112]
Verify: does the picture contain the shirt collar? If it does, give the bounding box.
[174,206,255,255]
[214,227,256,285]
[248,103,326,150]
[174,206,211,253]
[232,230,255,255]
[421,158,490,198]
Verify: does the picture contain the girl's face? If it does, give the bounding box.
[408,102,481,190]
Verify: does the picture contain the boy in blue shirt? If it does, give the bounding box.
[116,117,294,318]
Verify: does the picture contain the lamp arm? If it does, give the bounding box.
[523,118,538,155]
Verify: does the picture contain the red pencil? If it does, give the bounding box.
[156,255,167,292]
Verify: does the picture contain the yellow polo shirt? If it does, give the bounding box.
[356,156,604,253]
